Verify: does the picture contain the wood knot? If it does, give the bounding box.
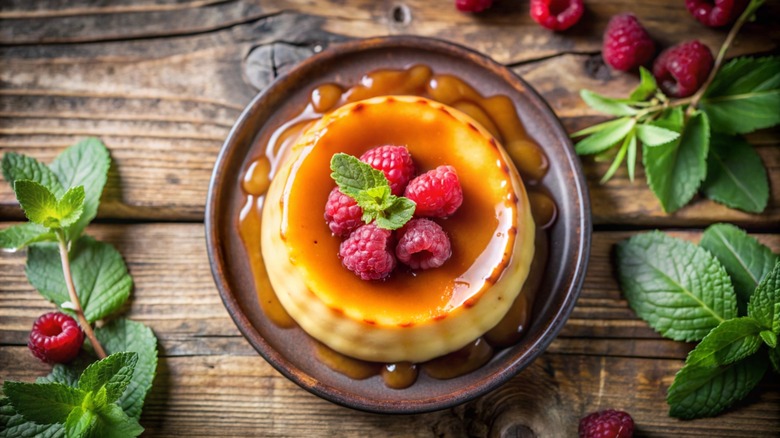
[391,4,412,26]
[584,54,613,82]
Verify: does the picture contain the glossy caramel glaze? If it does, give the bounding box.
[239,65,556,388]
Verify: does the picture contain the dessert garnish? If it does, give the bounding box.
[328,148,463,280]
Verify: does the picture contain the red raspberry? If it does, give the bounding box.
[455,0,492,13]
[339,224,396,280]
[653,40,714,97]
[395,219,452,270]
[360,145,415,196]
[404,165,463,218]
[686,0,748,27]
[28,312,84,364]
[324,187,363,237]
[579,409,634,438]
[530,0,584,31]
[602,14,655,72]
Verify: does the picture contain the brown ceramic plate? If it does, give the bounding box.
[206,36,591,414]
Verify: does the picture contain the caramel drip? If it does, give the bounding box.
[238,64,557,388]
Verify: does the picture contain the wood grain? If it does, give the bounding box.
[1,223,778,436]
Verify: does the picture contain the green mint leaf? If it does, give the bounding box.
[626,131,638,182]
[571,117,627,138]
[629,67,658,101]
[599,130,633,183]
[0,222,55,250]
[91,403,144,438]
[2,381,84,425]
[1,152,65,198]
[56,185,86,228]
[49,138,111,239]
[685,317,763,368]
[760,330,777,348]
[701,134,769,213]
[375,197,416,230]
[616,231,738,341]
[747,260,780,333]
[667,353,768,419]
[653,107,685,132]
[770,348,780,374]
[26,236,133,323]
[330,153,388,198]
[13,180,60,227]
[64,406,95,438]
[643,110,709,213]
[574,117,636,155]
[579,89,638,116]
[0,397,64,438]
[700,223,778,313]
[95,319,158,420]
[636,124,680,147]
[78,352,138,404]
[700,56,780,135]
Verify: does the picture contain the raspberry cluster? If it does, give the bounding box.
[325,145,463,280]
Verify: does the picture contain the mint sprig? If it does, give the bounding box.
[617,225,780,419]
[573,0,774,214]
[330,153,415,230]
[0,138,158,437]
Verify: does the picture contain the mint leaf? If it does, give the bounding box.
[644,111,709,213]
[574,117,636,155]
[1,152,64,197]
[90,403,144,438]
[0,397,64,438]
[600,129,633,183]
[95,319,158,420]
[770,348,780,374]
[627,130,638,182]
[330,153,388,199]
[701,57,780,135]
[616,231,738,341]
[49,138,111,239]
[375,197,416,230]
[701,134,769,213]
[26,236,132,323]
[700,223,778,313]
[629,67,658,101]
[0,222,55,250]
[2,381,84,425]
[579,89,638,116]
[78,352,138,404]
[685,317,763,368]
[668,353,768,419]
[747,260,780,333]
[760,330,777,348]
[64,406,95,438]
[636,124,680,147]
[13,180,60,227]
[56,185,86,228]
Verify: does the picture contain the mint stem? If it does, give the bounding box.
[55,230,107,359]
[686,0,766,116]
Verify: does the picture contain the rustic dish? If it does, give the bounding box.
[205,36,591,414]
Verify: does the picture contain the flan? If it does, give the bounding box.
[261,95,535,363]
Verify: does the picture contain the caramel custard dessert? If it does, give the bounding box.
[262,95,535,363]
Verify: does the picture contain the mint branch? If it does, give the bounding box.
[55,228,106,359]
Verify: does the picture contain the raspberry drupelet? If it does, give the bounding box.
[653,40,714,98]
[360,145,415,196]
[395,219,452,270]
[404,165,463,218]
[339,224,397,281]
[602,14,655,72]
[28,312,85,364]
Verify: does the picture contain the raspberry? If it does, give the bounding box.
[579,409,634,438]
[653,40,714,98]
[686,0,748,27]
[404,165,463,218]
[324,187,364,237]
[395,219,452,270]
[360,145,415,196]
[602,14,655,72]
[530,0,584,31]
[455,0,493,13]
[28,312,84,364]
[340,224,396,280]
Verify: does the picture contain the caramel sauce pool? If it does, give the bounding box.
[238,64,557,389]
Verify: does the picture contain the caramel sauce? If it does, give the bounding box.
[238,65,557,389]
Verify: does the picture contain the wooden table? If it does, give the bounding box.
[1,1,778,436]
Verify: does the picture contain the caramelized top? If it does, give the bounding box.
[279,96,528,326]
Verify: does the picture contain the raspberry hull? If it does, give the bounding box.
[530,0,584,31]
[396,219,452,270]
[602,14,655,71]
[579,409,634,438]
[686,0,748,27]
[28,312,85,364]
[653,40,714,98]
